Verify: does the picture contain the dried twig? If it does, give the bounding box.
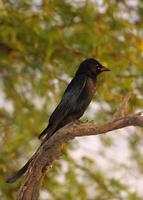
[113,92,132,120]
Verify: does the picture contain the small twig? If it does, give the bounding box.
[113,92,132,120]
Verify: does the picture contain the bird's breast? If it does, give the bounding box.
[71,77,96,119]
[86,77,96,97]
[76,78,96,111]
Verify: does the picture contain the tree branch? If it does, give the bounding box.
[17,95,143,200]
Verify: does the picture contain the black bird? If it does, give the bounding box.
[39,58,110,140]
[6,58,110,183]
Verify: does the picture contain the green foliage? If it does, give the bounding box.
[0,0,143,199]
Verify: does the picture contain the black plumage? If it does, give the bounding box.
[6,58,110,183]
[39,58,110,140]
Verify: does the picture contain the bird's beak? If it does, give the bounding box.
[100,66,110,72]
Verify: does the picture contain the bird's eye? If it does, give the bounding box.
[97,66,100,70]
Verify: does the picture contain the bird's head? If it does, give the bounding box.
[76,58,110,79]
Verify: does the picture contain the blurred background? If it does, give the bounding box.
[0,0,143,199]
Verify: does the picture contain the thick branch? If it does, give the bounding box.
[17,111,143,200]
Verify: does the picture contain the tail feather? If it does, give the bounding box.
[6,126,56,184]
[6,159,31,184]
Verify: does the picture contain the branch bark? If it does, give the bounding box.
[17,94,143,200]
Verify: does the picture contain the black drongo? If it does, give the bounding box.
[6,58,110,183]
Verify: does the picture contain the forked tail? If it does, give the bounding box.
[6,159,32,184]
[6,127,56,183]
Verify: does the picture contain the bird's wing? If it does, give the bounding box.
[49,74,87,124]
[39,74,87,139]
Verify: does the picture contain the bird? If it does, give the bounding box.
[39,58,110,141]
[6,58,110,183]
